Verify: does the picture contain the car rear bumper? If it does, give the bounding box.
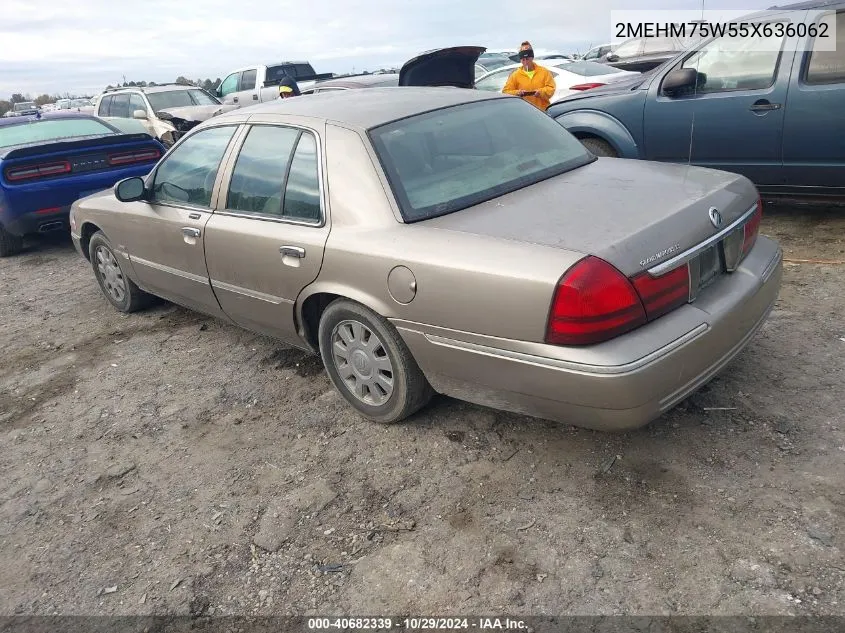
[393,236,783,431]
[3,207,70,236]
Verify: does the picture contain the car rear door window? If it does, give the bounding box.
[680,26,785,92]
[239,69,257,91]
[150,125,238,208]
[282,132,321,222]
[805,11,845,84]
[226,125,301,216]
[97,95,113,116]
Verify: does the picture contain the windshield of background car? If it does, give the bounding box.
[0,119,115,148]
[146,89,220,111]
[368,98,593,222]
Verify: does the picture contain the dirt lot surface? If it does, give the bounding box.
[1,204,843,618]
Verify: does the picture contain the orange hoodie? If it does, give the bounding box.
[502,64,556,111]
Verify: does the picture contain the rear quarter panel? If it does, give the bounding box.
[303,122,584,343]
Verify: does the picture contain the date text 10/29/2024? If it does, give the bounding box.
[307,617,529,631]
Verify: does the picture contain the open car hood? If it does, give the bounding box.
[399,46,485,88]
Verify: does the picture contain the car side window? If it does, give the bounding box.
[97,95,113,116]
[283,132,321,222]
[475,69,510,92]
[613,38,644,58]
[150,125,238,208]
[226,125,301,216]
[680,26,784,93]
[642,37,677,54]
[110,94,131,118]
[128,94,147,116]
[239,69,257,91]
[805,11,845,84]
[219,72,240,97]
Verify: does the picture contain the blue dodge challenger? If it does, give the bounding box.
[0,112,166,256]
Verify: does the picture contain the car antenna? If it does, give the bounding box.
[687,0,706,168]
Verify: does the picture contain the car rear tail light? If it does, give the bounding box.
[108,148,161,166]
[742,198,763,256]
[35,206,61,215]
[569,82,606,91]
[631,264,691,320]
[545,256,647,346]
[5,160,71,182]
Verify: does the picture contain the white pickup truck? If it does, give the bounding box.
[216,61,334,107]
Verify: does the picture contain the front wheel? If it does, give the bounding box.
[89,231,156,312]
[318,299,434,424]
[580,136,618,157]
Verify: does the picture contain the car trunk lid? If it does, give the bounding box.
[419,157,759,278]
[399,46,486,88]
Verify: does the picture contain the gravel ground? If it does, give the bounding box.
[0,203,843,618]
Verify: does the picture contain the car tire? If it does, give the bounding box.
[581,137,618,157]
[89,231,155,312]
[0,225,24,257]
[318,299,434,424]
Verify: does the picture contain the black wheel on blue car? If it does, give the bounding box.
[318,299,434,424]
[0,225,24,257]
[88,231,155,313]
[581,137,618,157]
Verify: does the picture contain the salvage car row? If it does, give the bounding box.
[0,0,841,433]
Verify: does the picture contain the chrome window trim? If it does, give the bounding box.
[647,202,758,276]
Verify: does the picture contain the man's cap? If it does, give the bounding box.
[518,48,535,59]
[279,85,294,93]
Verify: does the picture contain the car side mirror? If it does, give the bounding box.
[662,68,698,95]
[114,177,146,202]
[132,109,148,120]
[605,53,619,62]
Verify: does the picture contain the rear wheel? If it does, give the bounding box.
[318,299,434,424]
[580,136,618,157]
[89,231,155,312]
[0,225,24,257]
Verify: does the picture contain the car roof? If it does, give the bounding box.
[311,73,400,88]
[211,86,507,130]
[767,0,841,8]
[100,84,204,95]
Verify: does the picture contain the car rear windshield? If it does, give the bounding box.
[560,61,623,76]
[146,89,219,111]
[368,98,593,222]
[266,64,315,84]
[0,119,114,149]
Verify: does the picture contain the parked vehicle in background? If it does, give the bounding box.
[11,102,39,117]
[598,36,690,72]
[70,84,780,431]
[475,52,516,74]
[475,59,640,104]
[0,113,164,256]
[94,84,237,146]
[548,0,845,202]
[217,62,334,107]
[301,74,400,94]
[582,43,614,61]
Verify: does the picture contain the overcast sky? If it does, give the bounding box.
[2,0,775,98]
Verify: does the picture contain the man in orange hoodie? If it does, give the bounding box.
[502,41,556,111]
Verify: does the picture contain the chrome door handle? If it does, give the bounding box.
[280,245,305,258]
[182,227,201,238]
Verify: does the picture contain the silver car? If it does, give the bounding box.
[69,69,781,431]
